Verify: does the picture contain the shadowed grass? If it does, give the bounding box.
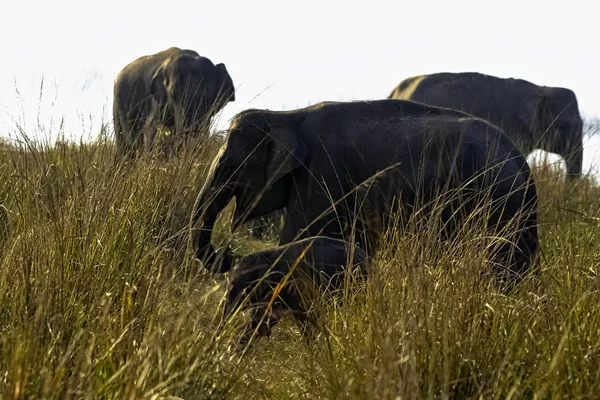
[0,120,599,399]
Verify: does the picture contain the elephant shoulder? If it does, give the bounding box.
[229,109,269,131]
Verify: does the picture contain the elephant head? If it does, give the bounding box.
[150,52,235,136]
[222,253,292,341]
[519,87,583,177]
[192,112,309,273]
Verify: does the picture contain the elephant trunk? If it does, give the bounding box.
[567,121,584,179]
[566,146,583,179]
[555,118,584,179]
[192,180,235,273]
[215,63,235,104]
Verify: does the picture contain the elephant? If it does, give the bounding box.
[113,47,235,158]
[192,99,539,288]
[388,72,584,178]
[223,236,369,344]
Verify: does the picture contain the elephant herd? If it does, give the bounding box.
[113,46,584,344]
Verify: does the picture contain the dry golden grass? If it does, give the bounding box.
[0,125,599,399]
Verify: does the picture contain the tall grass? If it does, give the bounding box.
[0,122,599,399]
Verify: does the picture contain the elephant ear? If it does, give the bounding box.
[519,95,547,132]
[265,127,308,186]
[215,63,235,103]
[150,63,169,104]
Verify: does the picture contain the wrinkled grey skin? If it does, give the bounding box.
[223,236,368,344]
[388,72,584,178]
[113,47,235,158]
[193,99,538,287]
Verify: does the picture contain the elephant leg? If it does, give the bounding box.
[143,125,158,153]
[114,119,139,161]
[486,189,538,289]
[142,102,161,153]
[114,117,128,158]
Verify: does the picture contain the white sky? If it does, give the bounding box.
[1,0,599,171]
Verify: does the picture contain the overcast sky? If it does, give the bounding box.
[1,0,599,171]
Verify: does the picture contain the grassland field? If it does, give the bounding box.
[0,119,600,399]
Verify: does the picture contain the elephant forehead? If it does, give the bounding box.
[228,111,270,136]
